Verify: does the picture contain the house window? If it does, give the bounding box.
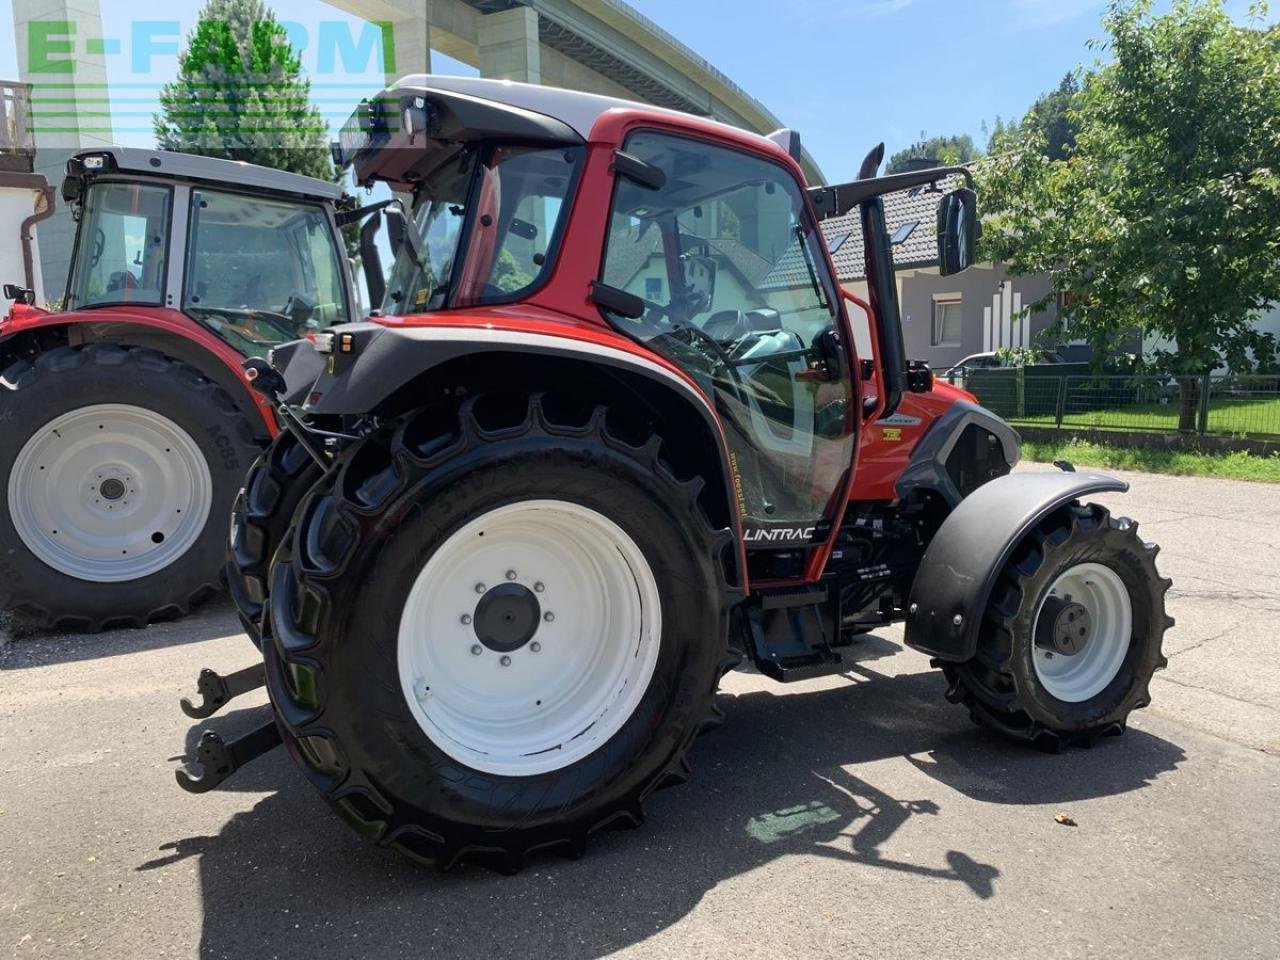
[644,276,663,300]
[890,221,919,245]
[933,297,962,346]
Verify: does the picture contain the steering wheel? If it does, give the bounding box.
[106,270,137,293]
[90,229,105,267]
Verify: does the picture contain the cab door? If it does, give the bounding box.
[598,130,858,555]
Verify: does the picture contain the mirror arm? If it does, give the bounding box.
[334,198,395,228]
[810,163,974,222]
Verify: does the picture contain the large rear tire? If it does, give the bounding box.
[265,394,738,869]
[941,502,1172,750]
[0,344,259,631]
[227,431,326,647]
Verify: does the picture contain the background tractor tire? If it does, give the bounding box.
[941,501,1173,750]
[265,393,738,870]
[227,431,326,647]
[0,344,259,631]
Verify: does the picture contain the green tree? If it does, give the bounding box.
[886,133,979,174]
[990,73,1082,161]
[979,0,1280,429]
[154,0,334,181]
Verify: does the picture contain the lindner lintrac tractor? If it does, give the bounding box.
[0,148,361,629]
[180,77,1170,871]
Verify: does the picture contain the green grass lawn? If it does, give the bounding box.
[1002,394,1280,438]
[1021,436,1280,483]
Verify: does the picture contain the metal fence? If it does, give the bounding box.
[949,369,1280,440]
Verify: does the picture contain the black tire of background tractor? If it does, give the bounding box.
[0,344,260,631]
[940,501,1173,751]
[227,431,326,648]
[264,393,740,871]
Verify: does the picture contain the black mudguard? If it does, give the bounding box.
[903,470,1129,661]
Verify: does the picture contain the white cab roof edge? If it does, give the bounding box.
[76,147,346,202]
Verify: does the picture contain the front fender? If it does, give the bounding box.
[904,469,1129,661]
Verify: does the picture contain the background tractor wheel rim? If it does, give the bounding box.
[397,499,662,778]
[1031,561,1132,702]
[8,403,213,582]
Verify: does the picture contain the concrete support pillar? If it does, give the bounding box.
[12,0,114,299]
[477,7,540,84]
[384,12,431,84]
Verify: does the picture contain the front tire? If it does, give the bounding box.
[265,394,737,869]
[0,345,259,630]
[942,502,1172,749]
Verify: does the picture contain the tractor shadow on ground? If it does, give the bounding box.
[0,600,245,671]
[164,654,1185,960]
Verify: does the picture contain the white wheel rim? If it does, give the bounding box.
[397,499,662,778]
[7,403,213,582]
[1032,562,1132,702]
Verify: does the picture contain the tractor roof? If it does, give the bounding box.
[339,75,797,189]
[390,75,762,146]
[69,147,345,202]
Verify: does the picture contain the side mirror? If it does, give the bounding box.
[937,188,979,276]
[61,176,82,205]
[384,204,424,269]
[3,283,34,304]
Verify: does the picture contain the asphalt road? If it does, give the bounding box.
[2,465,1278,960]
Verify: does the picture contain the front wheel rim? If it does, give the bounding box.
[397,499,662,778]
[1031,562,1133,702]
[7,403,213,582]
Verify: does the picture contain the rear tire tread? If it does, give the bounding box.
[265,392,739,870]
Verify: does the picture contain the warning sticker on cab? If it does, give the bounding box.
[882,427,903,441]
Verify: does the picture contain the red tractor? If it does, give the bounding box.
[0,147,361,629]
[182,77,1171,871]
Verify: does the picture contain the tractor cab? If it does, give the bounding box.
[329,79,976,551]
[56,147,358,356]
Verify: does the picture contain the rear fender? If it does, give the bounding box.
[277,322,746,586]
[0,309,275,438]
[904,470,1129,661]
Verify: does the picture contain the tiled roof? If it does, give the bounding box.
[819,177,957,283]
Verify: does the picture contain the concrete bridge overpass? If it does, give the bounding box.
[10,0,821,298]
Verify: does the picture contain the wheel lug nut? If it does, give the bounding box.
[470,644,483,656]
[461,613,472,625]
[475,582,486,594]
[505,569,517,581]
[534,582,545,593]
[499,655,512,667]
[544,611,554,622]
[530,641,541,653]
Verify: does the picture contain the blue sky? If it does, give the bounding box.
[0,0,1273,181]
[631,0,1276,179]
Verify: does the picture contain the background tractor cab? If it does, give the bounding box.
[0,147,359,631]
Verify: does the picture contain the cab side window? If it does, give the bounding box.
[184,189,347,356]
